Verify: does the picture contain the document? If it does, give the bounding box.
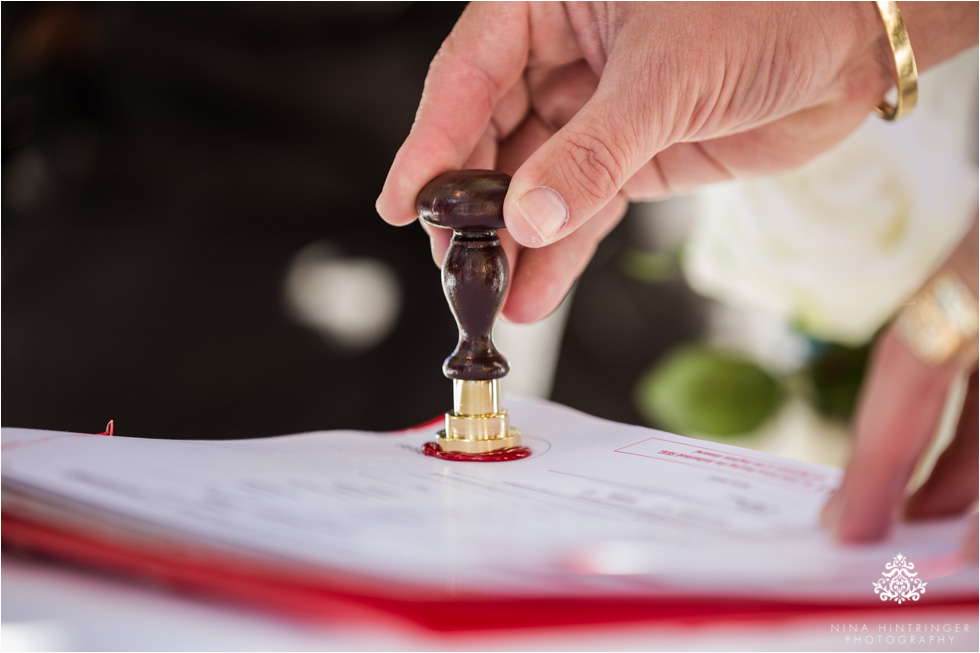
[2,397,975,612]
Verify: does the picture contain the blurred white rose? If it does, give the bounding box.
[684,50,978,346]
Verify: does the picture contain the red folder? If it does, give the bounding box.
[4,511,973,633]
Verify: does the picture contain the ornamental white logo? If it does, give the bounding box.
[873,553,927,604]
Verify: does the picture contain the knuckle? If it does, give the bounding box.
[557,129,627,206]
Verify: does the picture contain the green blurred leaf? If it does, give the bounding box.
[635,345,784,437]
[806,341,872,421]
[617,247,682,283]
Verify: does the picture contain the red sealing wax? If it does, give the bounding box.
[422,441,531,462]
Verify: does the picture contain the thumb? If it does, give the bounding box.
[503,82,662,248]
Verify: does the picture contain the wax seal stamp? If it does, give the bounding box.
[416,170,529,461]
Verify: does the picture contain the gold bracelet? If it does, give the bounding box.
[872,1,918,121]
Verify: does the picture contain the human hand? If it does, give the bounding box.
[377,1,907,322]
[823,218,979,549]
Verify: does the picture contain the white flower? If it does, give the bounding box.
[684,51,978,345]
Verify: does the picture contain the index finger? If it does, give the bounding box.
[828,222,979,541]
[828,329,959,542]
[376,2,531,226]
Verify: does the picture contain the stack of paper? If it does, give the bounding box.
[2,397,975,630]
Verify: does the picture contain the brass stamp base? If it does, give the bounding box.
[430,379,524,456]
[445,411,510,441]
[436,426,522,454]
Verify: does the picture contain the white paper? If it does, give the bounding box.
[2,397,975,601]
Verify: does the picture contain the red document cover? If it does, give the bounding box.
[3,399,977,632]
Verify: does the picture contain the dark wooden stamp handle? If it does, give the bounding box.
[417,170,511,380]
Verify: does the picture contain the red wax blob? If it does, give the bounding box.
[422,441,532,462]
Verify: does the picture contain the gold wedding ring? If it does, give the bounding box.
[895,271,979,366]
[873,1,918,121]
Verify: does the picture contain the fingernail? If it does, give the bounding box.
[429,239,444,268]
[821,492,842,529]
[963,521,979,565]
[375,189,390,220]
[517,187,568,244]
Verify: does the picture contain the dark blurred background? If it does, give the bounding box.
[2,2,704,439]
